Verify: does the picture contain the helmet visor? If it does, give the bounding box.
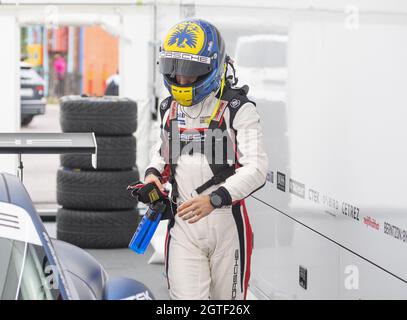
[159,51,213,77]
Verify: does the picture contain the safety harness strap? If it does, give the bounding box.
[195,165,236,195]
[192,87,247,195]
[167,103,180,200]
[165,85,254,199]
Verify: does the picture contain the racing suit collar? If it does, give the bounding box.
[180,90,217,112]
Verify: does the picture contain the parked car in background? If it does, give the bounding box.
[20,62,46,126]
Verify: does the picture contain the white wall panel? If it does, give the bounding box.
[0,15,19,174]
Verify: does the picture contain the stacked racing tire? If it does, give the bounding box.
[56,96,140,249]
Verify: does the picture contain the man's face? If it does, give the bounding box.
[176,75,198,85]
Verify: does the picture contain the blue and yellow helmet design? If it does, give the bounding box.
[159,19,226,107]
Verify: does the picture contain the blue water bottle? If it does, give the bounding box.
[129,203,164,254]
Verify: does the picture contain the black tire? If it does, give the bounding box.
[60,96,137,135]
[57,208,140,249]
[21,115,34,126]
[57,169,139,210]
[60,135,136,170]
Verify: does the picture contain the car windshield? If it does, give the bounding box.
[20,67,42,81]
[0,237,61,300]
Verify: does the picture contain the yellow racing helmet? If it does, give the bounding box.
[159,19,226,107]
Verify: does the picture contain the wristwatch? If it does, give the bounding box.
[209,192,223,208]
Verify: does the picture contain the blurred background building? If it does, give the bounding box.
[21,25,119,99]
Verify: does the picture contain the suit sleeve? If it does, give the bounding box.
[220,103,269,202]
[144,108,169,179]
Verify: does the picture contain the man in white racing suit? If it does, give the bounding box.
[144,19,268,300]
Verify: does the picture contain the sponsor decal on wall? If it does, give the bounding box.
[363,216,380,231]
[308,187,339,217]
[342,202,360,221]
[308,188,320,204]
[289,178,305,199]
[277,172,286,192]
[323,194,340,211]
[266,171,274,184]
[383,222,407,244]
[271,168,368,224]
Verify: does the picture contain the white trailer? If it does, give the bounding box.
[152,0,407,299]
[239,0,407,299]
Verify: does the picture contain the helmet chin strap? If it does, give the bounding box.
[206,62,227,124]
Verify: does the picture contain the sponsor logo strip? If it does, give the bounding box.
[160,51,211,64]
[289,178,305,199]
[384,222,407,244]
[276,172,286,192]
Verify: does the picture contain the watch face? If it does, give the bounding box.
[211,194,222,207]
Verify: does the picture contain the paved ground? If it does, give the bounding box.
[22,105,170,299]
[20,104,60,207]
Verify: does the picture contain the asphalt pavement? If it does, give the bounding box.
[20,104,61,208]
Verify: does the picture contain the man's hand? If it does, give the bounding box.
[144,174,165,193]
[177,195,215,224]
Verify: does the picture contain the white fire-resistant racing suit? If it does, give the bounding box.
[145,88,268,300]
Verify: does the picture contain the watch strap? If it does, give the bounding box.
[212,187,232,207]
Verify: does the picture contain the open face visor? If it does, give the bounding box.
[159,51,213,77]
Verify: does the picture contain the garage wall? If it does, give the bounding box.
[0,15,19,174]
[286,13,407,281]
[119,6,154,176]
[0,4,154,178]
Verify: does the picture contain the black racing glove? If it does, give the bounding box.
[127,181,168,205]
